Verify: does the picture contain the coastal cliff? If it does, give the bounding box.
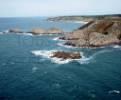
[60,18,121,47]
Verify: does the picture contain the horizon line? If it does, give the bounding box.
[0,13,121,18]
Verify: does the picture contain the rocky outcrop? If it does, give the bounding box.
[9,28,23,33]
[47,28,63,34]
[62,20,121,47]
[7,27,63,35]
[30,28,63,35]
[51,51,81,59]
[30,28,47,35]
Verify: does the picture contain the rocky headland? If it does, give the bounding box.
[30,28,63,35]
[59,18,121,47]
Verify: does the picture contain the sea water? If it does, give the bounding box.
[0,17,121,100]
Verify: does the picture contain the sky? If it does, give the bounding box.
[0,0,121,17]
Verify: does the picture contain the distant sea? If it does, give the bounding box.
[0,17,121,100]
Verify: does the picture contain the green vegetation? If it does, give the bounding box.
[47,14,121,22]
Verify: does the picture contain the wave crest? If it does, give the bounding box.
[31,49,113,65]
[31,50,84,64]
[77,49,112,64]
[112,45,121,49]
[0,32,3,34]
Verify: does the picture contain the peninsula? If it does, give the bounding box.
[48,14,121,47]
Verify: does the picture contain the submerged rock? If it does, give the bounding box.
[51,51,81,59]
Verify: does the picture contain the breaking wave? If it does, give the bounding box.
[22,33,33,36]
[112,45,121,49]
[53,37,59,41]
[57,43,77,49]
[53,37,65,41]
[31,50,83,64]
[15,32,33,36]
[31,49,113,65]
[108,90,120,94]
[77,49,112,64]
[0,32,3,34]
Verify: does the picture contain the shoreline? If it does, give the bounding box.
[48,20,88,24]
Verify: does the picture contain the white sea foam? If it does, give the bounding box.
[112,45,121,49]
[53,37,59,41]
[23,33,33,36]
[16,32,33,36]
[3,30,9,33]
[31,50,83,64]
[52,51,83,64]
[31,50,54,58]
[32,67,38,73]
[108,90,120,94]
[77,49,112,64]
[53,37,66,42]
[31,49,112,65]
[77,52,94,64]
[57,43,77,49]
[77,56,92,64]
[0,32,3,34]
[52,57,73,64]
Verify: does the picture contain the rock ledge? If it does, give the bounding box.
[51,51,81,59]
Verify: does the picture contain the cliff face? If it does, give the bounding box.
[63,20,121,47]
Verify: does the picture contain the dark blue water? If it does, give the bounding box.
[0,18,121,100]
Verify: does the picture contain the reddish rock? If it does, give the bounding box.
[47,28,63,34]
[30,28,63,35]
[63,20,121,47]
[51,51,81,59]
[31,28,46,35]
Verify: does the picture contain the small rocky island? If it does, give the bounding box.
[8,27,63,35]
[9,28,23,33]
[51,51,81,59]
[30,28,63,35]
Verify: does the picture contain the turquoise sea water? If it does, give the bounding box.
[0,18,121,100]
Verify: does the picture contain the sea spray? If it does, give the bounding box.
[112,45,121,49]
[31,50,83,64]
[53,37,60,41]
[77,49,113,64]
[0,32,3,34]
[57,43,78,49]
